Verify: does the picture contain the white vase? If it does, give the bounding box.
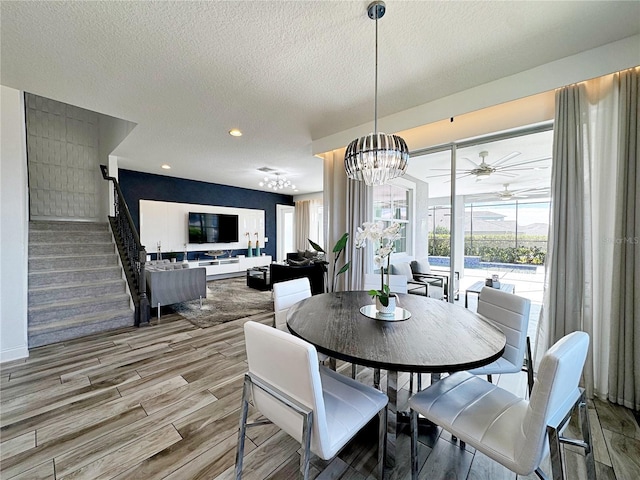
[375,295,396,315]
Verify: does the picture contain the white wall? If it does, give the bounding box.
[1,85,29,362]
[98,115,136,220]
[139,200,266,255]
[312,34,640,155]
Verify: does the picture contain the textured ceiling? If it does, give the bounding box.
[2,1,639,194]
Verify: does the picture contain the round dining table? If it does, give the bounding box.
[286,291,506,468]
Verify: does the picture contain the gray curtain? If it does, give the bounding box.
[538,67,639,405]
[345,179,372,291]
[608,67,640,410]
[539,84,595,397]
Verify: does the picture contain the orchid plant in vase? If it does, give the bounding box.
[355,221,402,309]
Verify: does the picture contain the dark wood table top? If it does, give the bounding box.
[287,291,506,374]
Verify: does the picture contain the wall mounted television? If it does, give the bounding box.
[188,212,239,244]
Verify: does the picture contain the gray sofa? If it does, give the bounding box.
[145,260,206,315]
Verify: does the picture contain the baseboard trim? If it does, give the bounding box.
[1,345,29,363]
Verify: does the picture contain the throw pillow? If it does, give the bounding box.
[390,262,413,281]
[411,259,432,275]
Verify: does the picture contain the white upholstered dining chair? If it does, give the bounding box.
[409,331,594,480]
[469,286,534,395]
[236,321,389,480]
[273,277,312,331]
[273,277,330,363]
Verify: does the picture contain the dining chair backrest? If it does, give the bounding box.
[517,331,589,473]
[273,277,311,330]
[477,286,531,370]
[243,321,330,455]
[363,273,408,294]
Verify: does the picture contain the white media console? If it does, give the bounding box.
[187,255,271,278]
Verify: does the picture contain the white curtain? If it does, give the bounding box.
[537,67,639,405]
[294,199,312,251]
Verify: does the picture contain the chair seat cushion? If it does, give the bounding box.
[319,367,388,459]
[409,372,530,474]
[468,356,521,375]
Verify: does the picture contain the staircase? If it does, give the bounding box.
[28,221,135,348]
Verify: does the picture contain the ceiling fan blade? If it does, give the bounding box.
[495,157,552,170]
[459,157,479,168]
[491,151,521,167]
[424,173,454,179]
[497,167,540,172]
[494,172,519,177]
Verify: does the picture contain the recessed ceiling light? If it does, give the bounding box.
[229,128,242,137]
[161,164,171,169]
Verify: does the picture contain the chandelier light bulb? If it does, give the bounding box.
[258,172,295,191]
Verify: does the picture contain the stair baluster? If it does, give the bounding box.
[100,165,150,326]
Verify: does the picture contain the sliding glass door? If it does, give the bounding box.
[407,124,553,306]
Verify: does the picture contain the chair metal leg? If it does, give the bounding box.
[547,425,565,480]
[410,409,419,480]
[534,467,550,480]
[374,368,381,390]
[377,406,387,480]
[234,375,252,480]
[409,373,414,393]
[328,357,337,371]
[199,295,203,309]
[352,363,357,379]
[487,373,493,384]
[579,396,596,480]
[157,302,161,319]
[299,410,314,480]
[417,373,422,391]
[525,336,535,395]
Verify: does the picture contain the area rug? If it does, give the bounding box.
[172,276,274,328]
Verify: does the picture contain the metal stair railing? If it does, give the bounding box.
[100,165,150,326]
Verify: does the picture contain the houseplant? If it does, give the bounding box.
[308,232,350,292]
[355,221,401,313]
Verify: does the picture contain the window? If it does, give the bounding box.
[373,183,411,254]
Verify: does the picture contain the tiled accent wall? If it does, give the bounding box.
[25,93,101,220]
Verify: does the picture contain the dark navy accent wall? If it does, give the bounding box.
[118,169,294,259]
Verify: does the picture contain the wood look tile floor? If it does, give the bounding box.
[1,311,639,480]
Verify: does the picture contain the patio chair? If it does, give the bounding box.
[389,262,442,298]
[363,273,408,294]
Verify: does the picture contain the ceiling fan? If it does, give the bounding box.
[426,150,550,181]
[496,184,536,200]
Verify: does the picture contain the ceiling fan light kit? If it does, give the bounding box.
[344,1,409,186]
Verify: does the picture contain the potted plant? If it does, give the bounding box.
[355,221,402,314]
[308,232,350,292]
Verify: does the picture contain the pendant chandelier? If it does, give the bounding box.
[259,173,296,191]
[344,1,409,186]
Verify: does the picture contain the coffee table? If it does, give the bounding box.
[246,267,270,290]
[465,280,515,307]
